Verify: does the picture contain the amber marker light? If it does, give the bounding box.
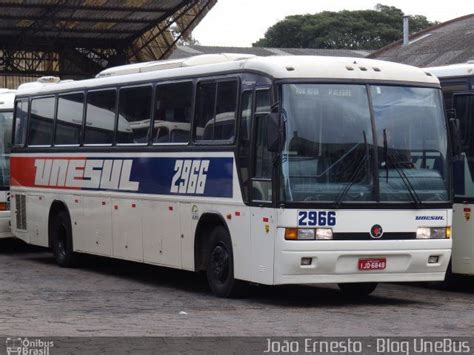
[445,226,452,239]
[285,228,298,240]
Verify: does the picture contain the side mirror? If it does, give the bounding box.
[266,113,285,153]
[449,117,462,157]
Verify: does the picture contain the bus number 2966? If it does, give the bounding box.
[170,159,210,194]
[298,211,336,227]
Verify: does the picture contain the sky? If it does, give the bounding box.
[193,0,474,47]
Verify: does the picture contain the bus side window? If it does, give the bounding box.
[195,80,237,143]
[453,94,471,148]
[195,82,216,141]
[453,94,474,198]
[28,96,55,146]
[255,90,271,113]
[154,81,193,144]
[251,89,272,203]
[55,93,84,145]
[215,81,237,141]
[118,86,152,144]
[84,89,117,145]
[239,91,253,202]
[14,100,28,146]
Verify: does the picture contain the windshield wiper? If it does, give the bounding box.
[333,131,369,208]
[383,129,421,207]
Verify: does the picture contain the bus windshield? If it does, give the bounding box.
[0,111,13,189]
[280,84,449,204]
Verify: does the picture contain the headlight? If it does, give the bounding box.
[285,228,333,240]
[416,227,450,239]
[416,227,431,239]
[316,228,333,240]
[298,229,315,240]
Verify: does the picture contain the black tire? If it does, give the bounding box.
[338,282,378,298]
[441,261,461,290]
[206,226,248,298]
[50,210,77,267]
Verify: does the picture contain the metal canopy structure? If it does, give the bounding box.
[0,0,216,87]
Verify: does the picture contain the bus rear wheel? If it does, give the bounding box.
[51,210,77,267]
[338,282,378,298]
[206,226,247,298]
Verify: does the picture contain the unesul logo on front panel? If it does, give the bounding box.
[10,156,233,198]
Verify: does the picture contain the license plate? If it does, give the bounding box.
[358,258,386,271]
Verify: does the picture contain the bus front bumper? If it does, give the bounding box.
[274,238,452,285]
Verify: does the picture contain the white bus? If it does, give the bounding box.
[10,54,453,298]
[427,62,474,280]
[0,89,15,238]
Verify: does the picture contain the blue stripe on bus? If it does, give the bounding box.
[79,157,234,198]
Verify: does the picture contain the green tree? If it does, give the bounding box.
[253,4,436,49]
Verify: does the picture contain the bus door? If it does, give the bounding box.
[452,93,474,275]
[248,88,277,284]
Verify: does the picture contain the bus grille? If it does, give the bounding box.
[15,194,27,230]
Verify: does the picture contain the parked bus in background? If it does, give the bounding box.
[427,62,474,281]
[10,54,453,298]
[0,89,15,238]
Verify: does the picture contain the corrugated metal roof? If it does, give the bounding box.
[0,0,190,45]
[370,14,474,67]
[0,0,217,84]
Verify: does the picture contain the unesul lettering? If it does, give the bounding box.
[34,159,139,191]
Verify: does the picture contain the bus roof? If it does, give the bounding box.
[96,53,256,78]
[16,54,439,97]
[0,89,15,110]
[426,62,474,79]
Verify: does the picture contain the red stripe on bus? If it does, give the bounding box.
[10,156,84,190]
[10,157,36,187]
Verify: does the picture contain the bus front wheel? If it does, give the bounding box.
[206,226,247,298]
[51,210,77,267]
[338,282,378,298]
